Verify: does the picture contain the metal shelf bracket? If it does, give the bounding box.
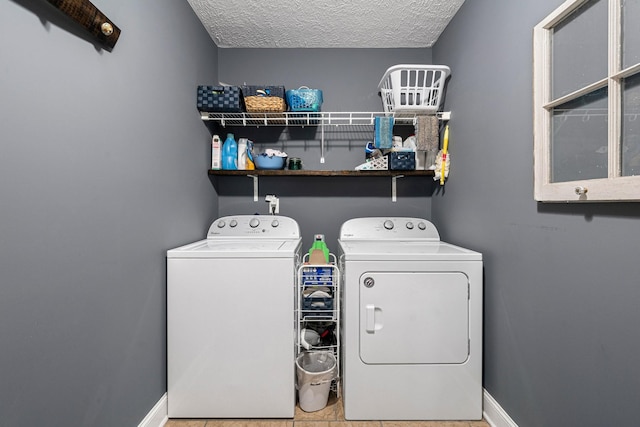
[391,175,405,202]
[247,174,259,201]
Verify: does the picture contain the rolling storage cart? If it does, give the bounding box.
[296,253,340,403]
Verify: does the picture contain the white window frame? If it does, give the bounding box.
[533,0,640,202]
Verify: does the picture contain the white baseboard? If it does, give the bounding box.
[483,389,518,427]
[138,393,168,427]
[139,389,511,427]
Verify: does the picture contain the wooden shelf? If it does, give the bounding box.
[208,169,435,177]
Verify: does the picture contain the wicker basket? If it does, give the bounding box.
[241,85,286,113]
[244,96,286,113]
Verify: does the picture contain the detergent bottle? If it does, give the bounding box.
[211,135,222,170]
[222,133,238,170]
[237,138,248,170]
[308,234,330,264]
[246,139,256,170]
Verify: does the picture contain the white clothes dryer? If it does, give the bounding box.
[338,217,483,420]
[167,215,301,418]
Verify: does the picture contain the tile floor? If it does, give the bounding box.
[164,393,491,427]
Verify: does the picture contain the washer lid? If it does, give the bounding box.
[339,240,482,261]
[167,238,301,258]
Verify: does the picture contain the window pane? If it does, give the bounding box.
[552,0,607,99]
[551,87,608,182]
[622,0,640,68]
[622,73,640,176]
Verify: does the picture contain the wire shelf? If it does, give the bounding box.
[200,111,450,127]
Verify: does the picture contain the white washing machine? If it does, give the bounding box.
[167,215,301,418]
[338,217,483,420]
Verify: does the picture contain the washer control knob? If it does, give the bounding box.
[418,222,426,230]
[249,218,260,228]
[217,220,226,228]
[383,220,394,230]
[406,221,414,229]
[363,277,375,288]
[271,220,279,228]
[229,220,238,228]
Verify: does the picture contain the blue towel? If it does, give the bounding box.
[374,116,394,149]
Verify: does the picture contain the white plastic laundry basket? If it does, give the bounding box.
[378,64,450,114]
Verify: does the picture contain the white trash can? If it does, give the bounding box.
[295,351,337,412]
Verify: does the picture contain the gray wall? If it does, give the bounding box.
[6,1,638,425]
[217,49,436,249]
[0,1,218,425]
[433,1,640,426]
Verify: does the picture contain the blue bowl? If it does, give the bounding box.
[255,154,286,170]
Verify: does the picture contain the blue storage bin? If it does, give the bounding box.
[388,151,416,170]
[286,87,323,112]
[197,85,244,112]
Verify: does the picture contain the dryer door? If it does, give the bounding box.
[359,271,469,364]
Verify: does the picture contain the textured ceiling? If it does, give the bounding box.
[186,0,465,48]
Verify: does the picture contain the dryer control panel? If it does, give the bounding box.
[207,215,301,239]
[339,217,440,241]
